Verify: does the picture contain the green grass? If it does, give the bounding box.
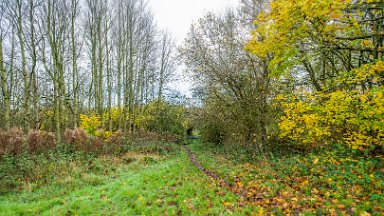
[189,141,384,215]
[1,140,382,215]
[0,143,258,215]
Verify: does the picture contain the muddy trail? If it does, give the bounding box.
[182,146,253,200]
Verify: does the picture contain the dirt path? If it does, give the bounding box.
[183,146,247,197]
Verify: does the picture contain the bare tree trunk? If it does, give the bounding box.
[116,9,123,130]
[87,0,105,126]
[105,11,112,132]
[158,31,174,100]
[45,0,68,142]
[97,8,104,127]
[0,38,10,129]
[16,0,30,131]
[128,19,134,134]
[71,0,80,128]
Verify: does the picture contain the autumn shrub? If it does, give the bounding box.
[83,101,188,136]
[0,129,9,155]
[43,132,56,151]
[89,136,104,154]
[64,128,125,154]
[9,128,25,155]
[103,130,124,154]
[0,128,25,156]
[64,128,89,151]
[80,114,101,136]
[27,130,43,153]
[145,100,188,135]
[0,129,57,156]
[63,128,74,146]
[201,121,226,145]
[278,61,384,152]
[107,130,123,146]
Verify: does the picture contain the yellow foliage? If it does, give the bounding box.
[278,62,384,150]
[80,114,101,136]
[102,131,112,140]
[246,0,356,75]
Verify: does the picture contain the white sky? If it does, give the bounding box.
[148,0,240,43]
[148,0,240,98]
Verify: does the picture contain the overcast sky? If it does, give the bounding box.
[148,0,240,43]
[147,0,240,97]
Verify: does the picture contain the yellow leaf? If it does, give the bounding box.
[258,207,264,215]
[313,158,319,165]
[312,188,319,194]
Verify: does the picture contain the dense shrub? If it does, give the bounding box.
[80,114,101,136]
[201,121,225,145]
[64,128,88,151]
[64,128,124,155]
[104,130,124,154]
[27,130,56,153]
[0,129,11,155]
[0,151,97,193]
[145,100,188,135]
[196,95,277,155]
[0,128,24,156]
[27,130,43,153]
[107,130,123,146]
[278,61,384,152]
[0,129,57,156]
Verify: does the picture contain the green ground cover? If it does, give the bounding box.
[0,142,257,215]
[0,141,383,215]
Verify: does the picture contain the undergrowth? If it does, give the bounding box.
[190,140,384,215]
[0,140,180,194]
[0,141,260,215]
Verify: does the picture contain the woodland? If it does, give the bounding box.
[0,0,383,215]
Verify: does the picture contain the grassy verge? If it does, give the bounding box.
[2,139,382,215]
[0,141,258,215]
[190,141,384,215]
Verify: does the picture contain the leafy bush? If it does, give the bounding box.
[278,61,384,152]
[0,129,57,156]
[0,128,24,156]
[145,100,188,135]
[80,114,101,136]
[106,130,123,145]
[81,101,187,136]
[63,128,123,155]
[201,121,225,145]
[64,128,88,151]
[27,130,56,153]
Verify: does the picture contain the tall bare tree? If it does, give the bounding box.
[0,0,11,129]
[158,30,174,100]
[1,0,176,137]
[13,0,30,131]
[69,0,81,128]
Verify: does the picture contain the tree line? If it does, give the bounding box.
[0,0,175,142]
